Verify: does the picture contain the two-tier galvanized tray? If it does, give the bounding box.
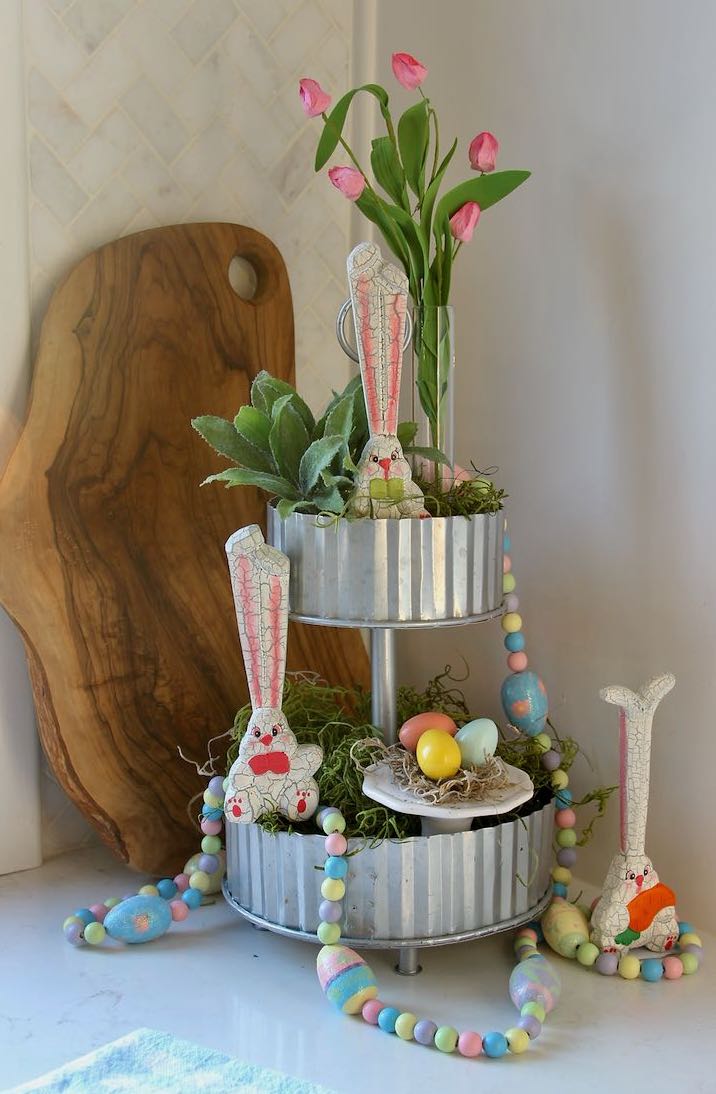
[223,505,553,973]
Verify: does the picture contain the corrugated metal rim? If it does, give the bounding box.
[266,507,504,625]
[224,800,554,944]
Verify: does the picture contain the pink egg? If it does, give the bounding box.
[399,711,457,753]
[507,651,528,672]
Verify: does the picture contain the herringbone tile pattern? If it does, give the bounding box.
[24,0,354,409]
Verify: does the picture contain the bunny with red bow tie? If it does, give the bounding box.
[223,525,321,826]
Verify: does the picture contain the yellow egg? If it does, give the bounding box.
[416,730,462,780]
[399,711,457,753]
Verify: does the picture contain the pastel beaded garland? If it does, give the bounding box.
[62,775,227,947]
[314,804,558,1061]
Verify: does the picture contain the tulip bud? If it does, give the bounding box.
[469,131,499,173]
[391,52,428,90]
[328,166,366,201]
[449,201,481,243]
[299,78,331,118]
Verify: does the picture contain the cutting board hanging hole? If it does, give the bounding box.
[228,254,258,301]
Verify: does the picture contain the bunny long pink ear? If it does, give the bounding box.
[225,525,289,711]
[347,242,409,437]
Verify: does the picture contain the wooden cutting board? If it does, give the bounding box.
[0,223,368,875]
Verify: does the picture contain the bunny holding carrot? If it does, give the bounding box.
[590,674,679,953]
[223,526,321,826]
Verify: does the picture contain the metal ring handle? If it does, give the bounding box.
[336,298,413,363]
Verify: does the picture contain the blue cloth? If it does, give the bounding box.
[5,1028,335,1094]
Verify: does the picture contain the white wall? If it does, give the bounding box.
[371,1,716,922]
[0,0,42,874]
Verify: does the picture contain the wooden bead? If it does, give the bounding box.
[395,1013,418,1040]
[434,1026,458,1053]
[618,955,641,979]
[321,878,345,901]
[501,612,523,633]
[555,808,576,829]
[506,1027,530,1054]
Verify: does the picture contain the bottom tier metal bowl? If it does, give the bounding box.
[223,797,554,948]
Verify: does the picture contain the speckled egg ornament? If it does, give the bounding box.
[500,670,548,737]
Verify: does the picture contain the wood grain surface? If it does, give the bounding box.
[0,224,368,874]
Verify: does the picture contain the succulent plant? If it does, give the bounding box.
[192,371,370,518]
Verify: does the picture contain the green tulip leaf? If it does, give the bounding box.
[398,100,429,197]
[433,170,530,233]
[355,189,411,274]
[397,420,418,448]
[371,136,408,208]
[403,444,452,468]
[420,138,457,239]
[315,84,390,171]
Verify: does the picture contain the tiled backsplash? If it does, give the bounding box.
[22,0,355,857]
[24,0,353,411]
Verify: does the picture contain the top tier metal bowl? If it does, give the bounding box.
[266,506,504,627]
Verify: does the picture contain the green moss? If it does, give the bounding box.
[224,670,614,843]
[415,468,507,517]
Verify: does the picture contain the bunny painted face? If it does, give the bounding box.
[346,242,426,519]
[605,853,659,900]
[238,708,297,776]
[358,434,414,504]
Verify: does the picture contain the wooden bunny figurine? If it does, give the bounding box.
[223,525,322,825]
[590,673,679,953]
[346,242,426,518]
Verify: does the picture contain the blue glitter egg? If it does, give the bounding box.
[500,670,549,736]
[104,895,172,944]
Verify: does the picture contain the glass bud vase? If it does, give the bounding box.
[410,304,455,488]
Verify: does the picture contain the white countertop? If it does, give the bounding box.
[0,846,713,1093]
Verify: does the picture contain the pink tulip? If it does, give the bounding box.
[449,201,481,242]
[299,78,331,117]
[469,131,499,173]
[328,166,366,201]
[391,52,428,90]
